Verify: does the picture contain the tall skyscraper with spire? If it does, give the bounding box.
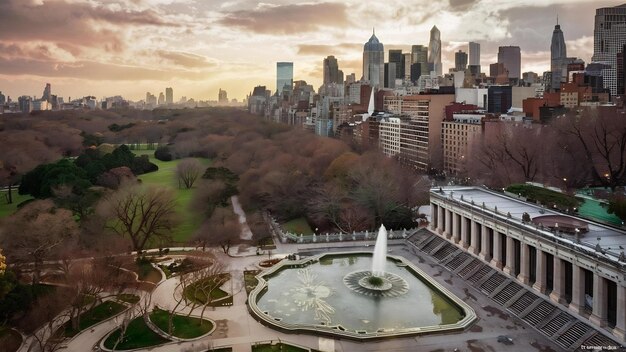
[363,28,384,88]
[428,26,442,76]
[592,4,626,96]
[550,18,567,90]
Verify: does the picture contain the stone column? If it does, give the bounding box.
[460,217,469,249]
[569,264,586,314]
[452,214,461,244]
[479,225,491,261]
[490,232,503,269]
[503,236,516,276]
[468,220,480,255]
[614,284,626,342]
[518,243,530,284]
[437,205,444,234]
[549,258,566,304]
[532,249,546,293]
[430,204,437,231]
[590,273,607,327]
[444,209,452,239]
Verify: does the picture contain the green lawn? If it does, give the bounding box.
[63,301,127,337]
[149,308,213,339]
[133,149,210,245]
[184,274,231,306]
[506,184,580,209]
[0,192,33,218]
[103,316,170,350]
[281,217,313,235]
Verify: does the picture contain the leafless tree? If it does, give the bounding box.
[176,158,203,189]
[97,183,179,253]
[192,208,241,254]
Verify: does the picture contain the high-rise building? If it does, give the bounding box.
[428,26,442,76]
[218,89,228,103]
[455,51,468,71]
[411,45,429,78]
[618,44,626,95]
[165,87,173,104]
[42,83,51,102]
[487,85,512,113]
[497,46,521,79]
[276,62,294,95]
[158,92,165,105]
[592,4,626,96]
[18,96,32,113]
[388,49,403,79]
[0,91,5,105]
[363,29,385,87]
[384,62,396,88]
[551,21,567,90]
[323,56,343,85]
[469,42,480,66]
[403,53,412,81]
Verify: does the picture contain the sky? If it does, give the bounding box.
[0,0,623,102]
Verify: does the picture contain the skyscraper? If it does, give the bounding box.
[497,46,521,79]
[363,29,384,88]
[592,4,626,96]
[276,62,294,95]
[218,89,228,103]
[411,45,428,80]
[455,51,468,71]
[158,92,165,105]
[428,26,442,76]
[388,49,403,79]
[165,87,173,104]
[323,56,342,85]
[42,83,51,102]
[403,53,412,81]
[551,21,567,90]
[469,42,480,66]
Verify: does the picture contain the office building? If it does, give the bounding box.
[442,114,483,175]
[42,83,51,102]
[428,26,443,76]
[487,85,512,113]
[0,91,5,105]
[469,42,480,66]
[455,51,468,71]
[412,45,429,80]
[276,62,294,95]
[165,87,173,104]
[218,89,228,103]
[498,46,521,79]
[323,56,343,85]
[384,63,396,89]
[389,49,404,79]
[403,53,412,81]
[158,92,165,105]
[551,21,567,90]
[363,30,385,87]
[592,4,626,96]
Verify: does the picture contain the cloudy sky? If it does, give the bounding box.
[0,0,622,102]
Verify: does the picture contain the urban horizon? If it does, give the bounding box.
[0,0,623,102]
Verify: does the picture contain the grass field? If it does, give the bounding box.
[133,149,211,245]
[63,301,127,337]
[281,217,313,235]
[103,316,170,350]
[149,308,213,339]
[0,192,33,218]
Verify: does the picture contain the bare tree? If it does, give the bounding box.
[192,208,241,254]
[0,200,79,284]
[176,158,203,189]
[98,183,179,253]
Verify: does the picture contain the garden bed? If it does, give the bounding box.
[103,316,170,350]
[149,308,213,339]
[62,301,127,337]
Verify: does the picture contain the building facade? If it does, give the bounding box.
[276,62,294,95]
[430,187,626,343]
[428,26,442,76]
[363,31,385,88]
[551,22,568,91]
[469,42,481,67]
[592,4,626,96]
[498,46,521,79]
[455,51,468,72]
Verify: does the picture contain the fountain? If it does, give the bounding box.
[247,225,476,340]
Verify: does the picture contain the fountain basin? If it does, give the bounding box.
[248,252,476,340]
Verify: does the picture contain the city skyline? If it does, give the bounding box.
[0,0,622,101]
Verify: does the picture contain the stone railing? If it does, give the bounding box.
[267,215,416,244]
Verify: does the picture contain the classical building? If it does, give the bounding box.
[429,187,626,343]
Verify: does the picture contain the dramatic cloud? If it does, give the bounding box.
[218,3,350,34]
[298,43,363,56]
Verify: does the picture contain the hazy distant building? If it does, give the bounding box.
[42,83,51,102]
[490,63,508,78]
[523,71,540,84]
[389,49,403,79]
[323,56,343,85]
[158,92,165,105]
[345,73,356,84]
[455,50,468,71]
[18,96,32,113]
[592,4,626,96]
[276,62,294,95]
[363,29,385,87]
[411,45,429,80]
[498,46,521,79]
[165,87,173,104]
[218,89,228,103]
[428,26,442,76]
[0,91,5,105]
[469,42,480,66]
[551,21,568,90]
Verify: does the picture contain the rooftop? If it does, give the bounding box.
[432,186,626,263]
